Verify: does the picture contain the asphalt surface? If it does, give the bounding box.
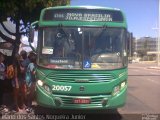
[119,63,160,113]
[119,63,160,120]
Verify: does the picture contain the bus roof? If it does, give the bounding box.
[43,6,121,11]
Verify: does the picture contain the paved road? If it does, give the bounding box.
[119,63,160,120]
[1,63,160,120]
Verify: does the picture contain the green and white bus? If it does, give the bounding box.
[29,6,128,109]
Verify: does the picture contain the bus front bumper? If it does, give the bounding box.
[36,84,127,109]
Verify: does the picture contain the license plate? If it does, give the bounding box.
[73,98,91,104]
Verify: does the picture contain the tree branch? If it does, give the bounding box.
[0,30,15,44]
[0,21,16,36]
[20,27,26,32]
[20,31,28,35]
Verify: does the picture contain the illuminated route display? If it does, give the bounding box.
[43,8,123,22]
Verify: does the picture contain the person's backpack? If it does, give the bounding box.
[25,63,35,86]
[6,65,14,79]
[25,65,32,86]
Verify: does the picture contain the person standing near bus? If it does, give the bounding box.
[25,52,36,113]
[12,53,23,112]
[19,50,30,109]
[0,52,5,109]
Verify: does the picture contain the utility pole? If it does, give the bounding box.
[151,0,160,66]
[158,0,160,66]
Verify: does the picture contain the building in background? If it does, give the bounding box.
[133,37,157,61]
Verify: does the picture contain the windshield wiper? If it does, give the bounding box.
[95,25,107,39]
[56,24,70,46]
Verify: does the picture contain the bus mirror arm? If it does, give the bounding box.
[29,42,36,53]
[29,28,34,43]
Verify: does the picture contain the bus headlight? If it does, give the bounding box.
[44,84,51,93]
[121,82,126,89]
[113,86,120,96]
[37,80,43,86]
[113,81,126,96]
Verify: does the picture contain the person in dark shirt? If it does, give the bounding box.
[0,52,5,108]
[12,51,29,112]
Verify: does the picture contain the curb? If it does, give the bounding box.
[148,67,160,70]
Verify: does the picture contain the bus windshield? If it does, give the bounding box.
[38,27,126,70]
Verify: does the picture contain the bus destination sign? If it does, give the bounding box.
[43,9,123,22]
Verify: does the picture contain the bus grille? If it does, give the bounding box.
[53,94,110,108]
[47,72,116,83]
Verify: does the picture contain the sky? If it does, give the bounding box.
[71,0,158,38]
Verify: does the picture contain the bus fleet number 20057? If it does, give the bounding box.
[52,85,72,91]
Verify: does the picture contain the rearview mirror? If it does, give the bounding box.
[28,21,39,52]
